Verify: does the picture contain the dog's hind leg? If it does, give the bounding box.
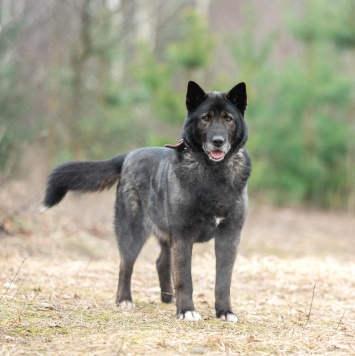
[115,210,147,309]
[115,237,145,309]
[156,240,174,303]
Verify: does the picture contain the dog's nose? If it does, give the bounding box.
[212,136,225,147]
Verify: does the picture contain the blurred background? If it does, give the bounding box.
[0,0,354,212]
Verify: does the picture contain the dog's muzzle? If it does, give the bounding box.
[203,137,230,162]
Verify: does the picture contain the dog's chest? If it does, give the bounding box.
[185,185,243,242]
[181,178,238,222]
[214,216,224,227]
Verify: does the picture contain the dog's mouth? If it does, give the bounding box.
[203,143,230,162]
[208,150,226,162]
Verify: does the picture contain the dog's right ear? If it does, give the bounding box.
[186,81,207,111]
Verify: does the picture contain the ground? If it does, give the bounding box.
[0,184,354,355]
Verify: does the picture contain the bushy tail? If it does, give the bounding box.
[41,154,127,210]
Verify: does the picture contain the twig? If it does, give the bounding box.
[0,258,26,303]
[304,282,316,328]
[335,309,347,331]
[11,280,24,301]
[9,300,29,326]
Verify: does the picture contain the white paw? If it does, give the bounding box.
[118,300,135,310]
[177,311,202,321]
[218,312,239,322]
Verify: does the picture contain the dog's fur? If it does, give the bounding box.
[42,81,251,322]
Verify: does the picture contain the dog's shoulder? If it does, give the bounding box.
[228,147,251,184]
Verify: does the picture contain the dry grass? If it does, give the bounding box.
[0,189,354,355]
[1,251,354,355]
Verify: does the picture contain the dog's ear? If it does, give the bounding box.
[226,82,247,113]
[186,81,207,111]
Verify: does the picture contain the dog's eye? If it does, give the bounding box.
[202,116,210,122]
[225,116,233,122]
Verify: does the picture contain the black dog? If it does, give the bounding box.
[42,81,251,322]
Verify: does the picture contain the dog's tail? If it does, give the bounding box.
[40,154,128,211]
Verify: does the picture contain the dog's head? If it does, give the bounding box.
[182,81,248,163]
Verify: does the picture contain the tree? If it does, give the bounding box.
[0,2,28,178]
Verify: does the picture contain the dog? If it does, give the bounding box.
[41,81,251,322]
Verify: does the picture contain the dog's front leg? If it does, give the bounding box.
[171,238,201,321]
[215,232,240,322]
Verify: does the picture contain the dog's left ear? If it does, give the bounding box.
[226,82,247,114]
[186,81,207,112]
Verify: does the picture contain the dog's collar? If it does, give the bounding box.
[164,139,190,152]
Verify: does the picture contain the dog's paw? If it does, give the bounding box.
[161,292,174,304]
[117,300,135,310]
[217,311,239,322]
[177,311,202,321]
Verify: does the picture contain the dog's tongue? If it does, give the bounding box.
[211,150,224,160]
